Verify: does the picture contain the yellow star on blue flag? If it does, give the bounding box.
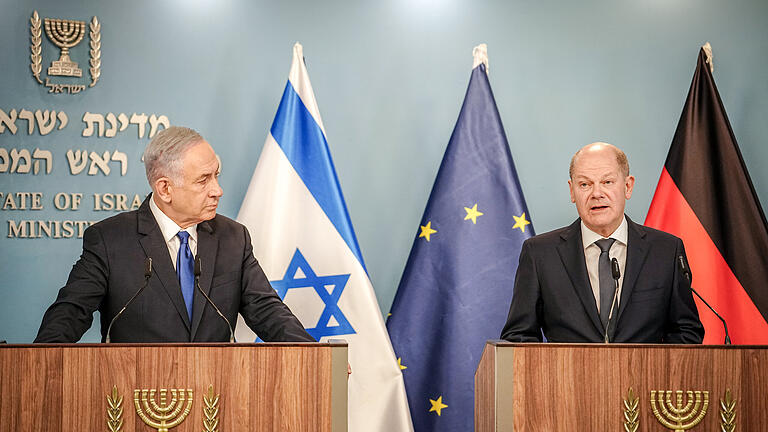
[429,396,448,416]
[464,203,484,224]
[512,212,531,233]
[419,221,437,241]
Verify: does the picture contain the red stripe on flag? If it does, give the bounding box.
[646,168,768,344]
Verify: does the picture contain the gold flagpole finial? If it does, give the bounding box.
[702,42,714,74]
[472,43,489,76]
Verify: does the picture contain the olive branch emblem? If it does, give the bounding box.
[106,386,124,432]
[89,16,101,87]
[202,384,221,432]
[720,389,736,432]
[623,387,639,432]
[30,11,43,84]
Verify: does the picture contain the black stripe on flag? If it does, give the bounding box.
[664,48,768,322]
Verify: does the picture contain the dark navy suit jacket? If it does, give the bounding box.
[501,217,704,343]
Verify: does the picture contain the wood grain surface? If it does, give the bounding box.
[0,343,347,432]
[475,342,768,431]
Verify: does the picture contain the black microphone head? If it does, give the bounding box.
[144,257,153,278]
[611,257,621,280]
[194,255,201,277]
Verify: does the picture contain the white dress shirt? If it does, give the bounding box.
[581,216,628,313]
[149,195,198,269]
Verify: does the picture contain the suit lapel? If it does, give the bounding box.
[617,217,649,321]
[190,219,217,341]
[556,219,604,335]
[137,195,191,331]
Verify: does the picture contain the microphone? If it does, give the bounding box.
[194,256,235,343]
[105,257,152,343]
[678,255,731,344]
[604,257,621,343]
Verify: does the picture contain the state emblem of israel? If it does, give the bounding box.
[29,10,101,94]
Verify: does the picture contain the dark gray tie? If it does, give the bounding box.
[596,238,617,330]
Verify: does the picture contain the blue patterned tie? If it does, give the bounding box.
[177,231,194,321]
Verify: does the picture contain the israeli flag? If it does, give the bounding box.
[236,43,413,432]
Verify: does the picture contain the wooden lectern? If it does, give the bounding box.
[0,342,347,432]
[476,341,768,431]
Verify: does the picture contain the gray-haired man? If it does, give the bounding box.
[36,126,313,343]
[501,142,703,343]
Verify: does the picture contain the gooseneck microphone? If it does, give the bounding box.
[194,256,235,343]
[105,257,152,343]
[678,255,731,344]
[604,257,622,343]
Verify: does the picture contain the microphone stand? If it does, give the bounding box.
[194,256,235,343]
[678,256,731,344]
[604,258,621,343]
[105,258,152,343]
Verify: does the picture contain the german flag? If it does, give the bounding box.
[645,44,768,344]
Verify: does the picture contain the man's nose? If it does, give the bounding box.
[590,184,605,198]
[210,177,223,197]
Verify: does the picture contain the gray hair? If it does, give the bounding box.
[143,126,204,186]
[569,142,630,178]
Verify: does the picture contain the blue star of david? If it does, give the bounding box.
[270,248,356,340]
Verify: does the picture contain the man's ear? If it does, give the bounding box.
[153,177,173,203]
[624,175,635,200]
[568,179,576,203]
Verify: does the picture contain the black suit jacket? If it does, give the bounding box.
[35,196,314,343]
[501,217,704,343]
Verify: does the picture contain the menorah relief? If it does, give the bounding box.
[133,388,194,432]
[650,390,709,432]
[30,11,101,89]
[106,385,221,432]
[43,18,86,77]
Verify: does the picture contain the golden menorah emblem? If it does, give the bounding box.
[650,390,709,432]
[133,388,194,432]
[43,17,86,77]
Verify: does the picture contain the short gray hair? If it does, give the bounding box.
[569,142,630,178]
[143,126,204,186]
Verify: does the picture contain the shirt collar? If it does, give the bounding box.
[581,215,628,250]
[149,194,198,243]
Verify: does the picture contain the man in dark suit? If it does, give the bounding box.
[501,142,704,343]
[35,126,314,343]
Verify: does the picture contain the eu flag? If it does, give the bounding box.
[387,47,534,432]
